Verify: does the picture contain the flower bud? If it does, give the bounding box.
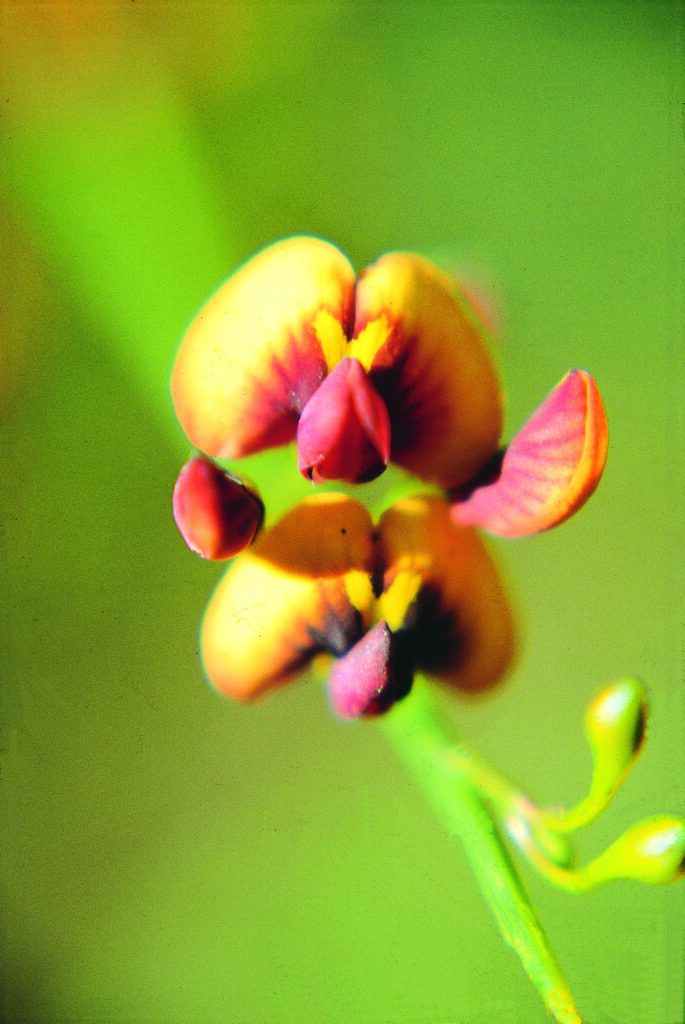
[585,817,685,886]
[584,678,647,798]
[172,456,264,560]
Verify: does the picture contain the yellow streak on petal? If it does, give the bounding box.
[314,310,392,374]
[377,570,422,632]
[313,309,348,372]
[344,570,375,620]
[349,315,392,372]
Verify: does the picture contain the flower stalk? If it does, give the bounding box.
[379,676,685,1019]
[379,679,585,1024]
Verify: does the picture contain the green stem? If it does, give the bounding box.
[379,680,585,1024]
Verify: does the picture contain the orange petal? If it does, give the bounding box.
[296,357,391,483]
[377,496,516,694]
[452,370,608,537]
[354,253,503,489]
[201,495,375,700]
[172,456,263,560]
[171,236,355,460]
[253,493,376,578]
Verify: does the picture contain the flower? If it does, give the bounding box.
[171,236,502,487]
[171,236,608,536]
[200,493,516,717]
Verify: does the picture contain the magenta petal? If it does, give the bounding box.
[452,370,608,537]
[297,357,391,484]
[173,456,264,560]
[328,620,397,718]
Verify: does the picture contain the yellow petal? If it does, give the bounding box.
[202,557,360,701]
[254,493,375,577]
[377,496,516,694]
[171,236,355,459]
[354,254,503,488]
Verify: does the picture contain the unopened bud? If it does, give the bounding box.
[172,456,264,560]
[584,678,647,798]
[585,817,685,887]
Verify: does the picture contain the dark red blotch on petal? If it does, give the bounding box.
[296,358,391,484]
[172,456,264,560]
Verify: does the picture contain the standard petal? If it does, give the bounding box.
[201,494,375,701]
[296,357,391,483]
[171,236,356,460]
[452,370,608,537]
[172,456,263,560]
[354,253,503,489]
[252,493,375,578]
[377,496,516,694]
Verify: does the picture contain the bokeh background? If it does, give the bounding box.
[2,3,683,1022]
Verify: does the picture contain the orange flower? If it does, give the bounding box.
[172,236,502,488]
[200,494,516,716]
[172,237,608,537]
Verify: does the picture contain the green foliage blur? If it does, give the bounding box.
[2,3,682,1022]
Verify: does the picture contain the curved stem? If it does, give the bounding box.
[378,680,585,1024]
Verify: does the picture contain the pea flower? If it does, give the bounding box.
[169,240,685,1024]
[171,237,607,537]
[199,492,516,717]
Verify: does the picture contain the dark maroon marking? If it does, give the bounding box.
[305,604,364,659]
[240,324,327,453]
[450,448,506,503]
[399,584,467,679]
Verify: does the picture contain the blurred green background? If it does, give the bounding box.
[2,3,683,1022]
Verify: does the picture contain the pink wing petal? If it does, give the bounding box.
[452,370,608,537]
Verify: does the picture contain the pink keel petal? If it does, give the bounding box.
[328,620,397,718]
[297,357,391,484]
[173,456,264,560]
[452,370,608,537]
